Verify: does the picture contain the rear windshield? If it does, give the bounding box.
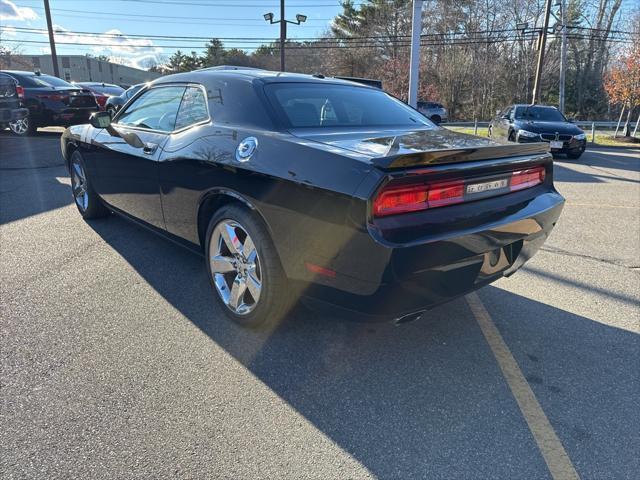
[10,73,74,88]
[265,83,432,128]
[514,106,566,122]
[91,85,124,96]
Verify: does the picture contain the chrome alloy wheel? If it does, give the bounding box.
[209,220,262,315]
[70,157,89,212]
[9,117,28,135]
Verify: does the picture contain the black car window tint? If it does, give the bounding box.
[266,84,432,128]
[514,106,566,122]
[117,86,186,132]
[32,75,74,88]
[6,74,38,87]
[175,86,209,130]
[95,85,124,96]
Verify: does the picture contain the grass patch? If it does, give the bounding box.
[444,126,639,148]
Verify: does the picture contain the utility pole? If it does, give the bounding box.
[279,0,285,72]
[407,0,423,108]
[263,1,307,73]
[43,0,59,78]
[558,0,567,114]
[531,0,553,105]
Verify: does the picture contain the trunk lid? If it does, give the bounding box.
[291,126,549,169]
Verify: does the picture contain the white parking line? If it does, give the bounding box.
[466,293,580,480]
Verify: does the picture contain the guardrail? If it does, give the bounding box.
[442,121,621,128]
[443,120,636,143]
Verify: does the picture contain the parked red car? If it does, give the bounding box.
[75,82,125,110]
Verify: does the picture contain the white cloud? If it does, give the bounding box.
[0,0,38,21]
[48,25,164,69]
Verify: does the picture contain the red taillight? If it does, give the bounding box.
[373,166,546,218]
[510,167,545,192]
[426,179,465,208]
[91,93,108,107]
[16,85,24,98]
[373,179,464,217]
[373,184,429,217]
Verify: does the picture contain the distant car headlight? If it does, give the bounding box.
[573,133,586,140]
[517,130,538,138]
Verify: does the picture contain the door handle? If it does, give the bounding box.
[143,142,158,155]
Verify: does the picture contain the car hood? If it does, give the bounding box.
[290,126,549,169]
[514,120,583,135]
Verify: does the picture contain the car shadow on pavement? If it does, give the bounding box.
[0,132,70,225]
[88,215,639,479]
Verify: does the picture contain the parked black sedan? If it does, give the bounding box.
[489,104,586,159]
[1,70,98,136]
[60,69,564,328]
[104,83,144,116]
[0,73,28,130]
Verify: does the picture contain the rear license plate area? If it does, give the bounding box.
[466,179,508,195]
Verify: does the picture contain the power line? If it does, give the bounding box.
[5,25,636,42]
[2,34,634,51]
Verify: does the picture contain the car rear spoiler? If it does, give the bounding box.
[370,142,550,170]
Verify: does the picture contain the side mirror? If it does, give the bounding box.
[90,111,111,129]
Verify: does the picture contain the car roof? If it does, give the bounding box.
[153,67,376,89]
[512,104,558,109]
[77,82,119,86]
[1,70,52,76]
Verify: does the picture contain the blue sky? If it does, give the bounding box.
[0,0,348,68]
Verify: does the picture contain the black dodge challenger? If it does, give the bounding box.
[61,68,564,328]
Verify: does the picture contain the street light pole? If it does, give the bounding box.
[263,1,307,73]
[407,0,423,108]
[558,0,567,114]
[531,0,553,105]
[43,0,59,78]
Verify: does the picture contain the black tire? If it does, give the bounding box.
[508,130,516,142]
[8,116,36,136]
[567,151,583,160]
[430,115,441,125]
[69,150,110,219]
[205,204,294,330]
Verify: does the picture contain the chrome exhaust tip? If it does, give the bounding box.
[394,311,425,326]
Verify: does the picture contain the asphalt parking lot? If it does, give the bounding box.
[1,129,638,479]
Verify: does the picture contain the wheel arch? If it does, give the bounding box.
[196,188,273,250]
[63,140,79,170]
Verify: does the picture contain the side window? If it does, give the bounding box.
[175,86,209,130]
[117,86,185,132]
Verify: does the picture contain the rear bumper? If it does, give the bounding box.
[0,107,28,123]
[302,190,564,322]
[517,135,586,154]
[28,106,98,127]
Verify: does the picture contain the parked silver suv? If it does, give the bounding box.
[417,101,448,124]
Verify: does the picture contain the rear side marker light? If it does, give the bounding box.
[16,85,24,98]
[510,167,545,192]
[305,262,336,278]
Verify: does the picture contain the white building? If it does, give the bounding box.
[3,54,161,87]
